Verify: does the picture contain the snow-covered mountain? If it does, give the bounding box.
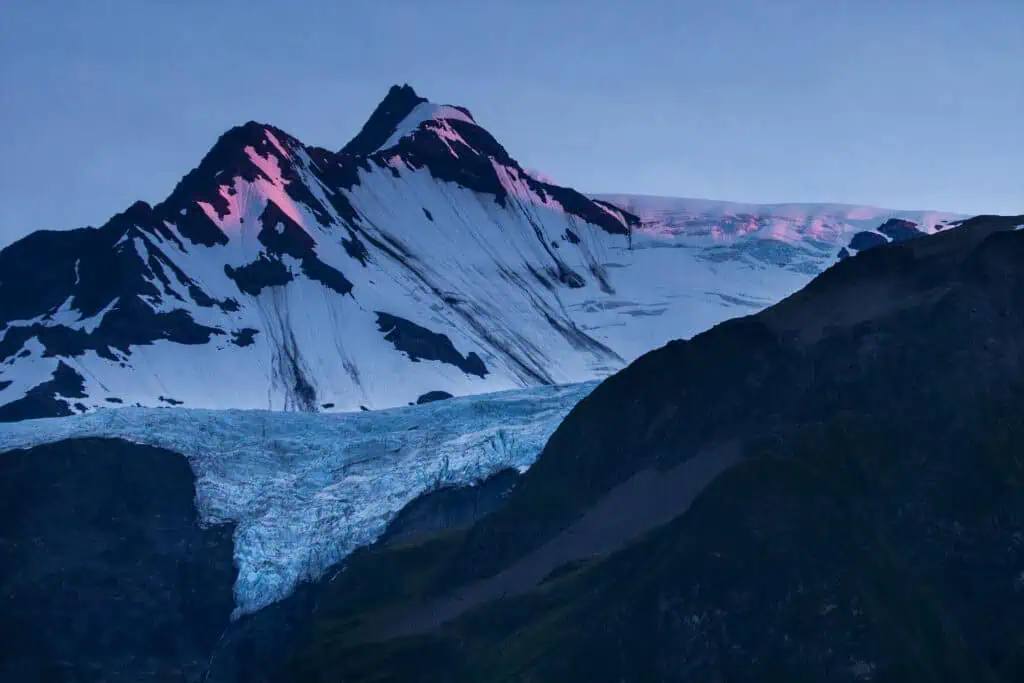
[0,84,961,420]
[0,84,640,418]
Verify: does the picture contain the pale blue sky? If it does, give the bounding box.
[1,0,1021,245]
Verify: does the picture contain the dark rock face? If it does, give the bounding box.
[0,438,237,683]
[341,84,428,156]
[378,468,520,546]
[0,225,104,325]
[841,219,926,263]
[254,202,354,296]
[224,256,295,295]
[0,361,87,422]
[230,327,258,347]
[282,215,1024,682]
[0,302,220,363]
[877,217,926,242]
[538,185,629,237]
[0,214,225,366]
[298,253,353,295]
[848,230,889,252]
[375,312,488,377]
[416,390,454,404]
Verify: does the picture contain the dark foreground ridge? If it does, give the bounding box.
[0,438,237,682]
[280,215,1024,682]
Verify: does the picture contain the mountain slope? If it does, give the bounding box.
[280,214,1024,682]
[0,86,958,420]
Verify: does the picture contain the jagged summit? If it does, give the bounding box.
[341,84,480,157]
[341,84,429,156]
[178,120,299,185]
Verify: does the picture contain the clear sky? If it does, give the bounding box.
[1,0,1021,246]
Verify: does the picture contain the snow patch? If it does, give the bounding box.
[244,146,307,228]
[264,130,291,159]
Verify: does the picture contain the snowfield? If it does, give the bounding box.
[596,193,962,263]
[0,381,597,617]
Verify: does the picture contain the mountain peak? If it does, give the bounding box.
[386,83,424,103]
[171,120,296,187]
[341,84,428,156]
[159,118,304,241]
[341,84,477,157]
[213,120,291,150]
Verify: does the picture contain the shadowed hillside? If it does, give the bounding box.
[281,215,1024,682]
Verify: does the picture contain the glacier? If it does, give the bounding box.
[0,380,596,616]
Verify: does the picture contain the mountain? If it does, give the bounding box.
[271,213,1024,682]
[4,212,1023,681]
[0,84,640,419]
[0,85,958,421]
